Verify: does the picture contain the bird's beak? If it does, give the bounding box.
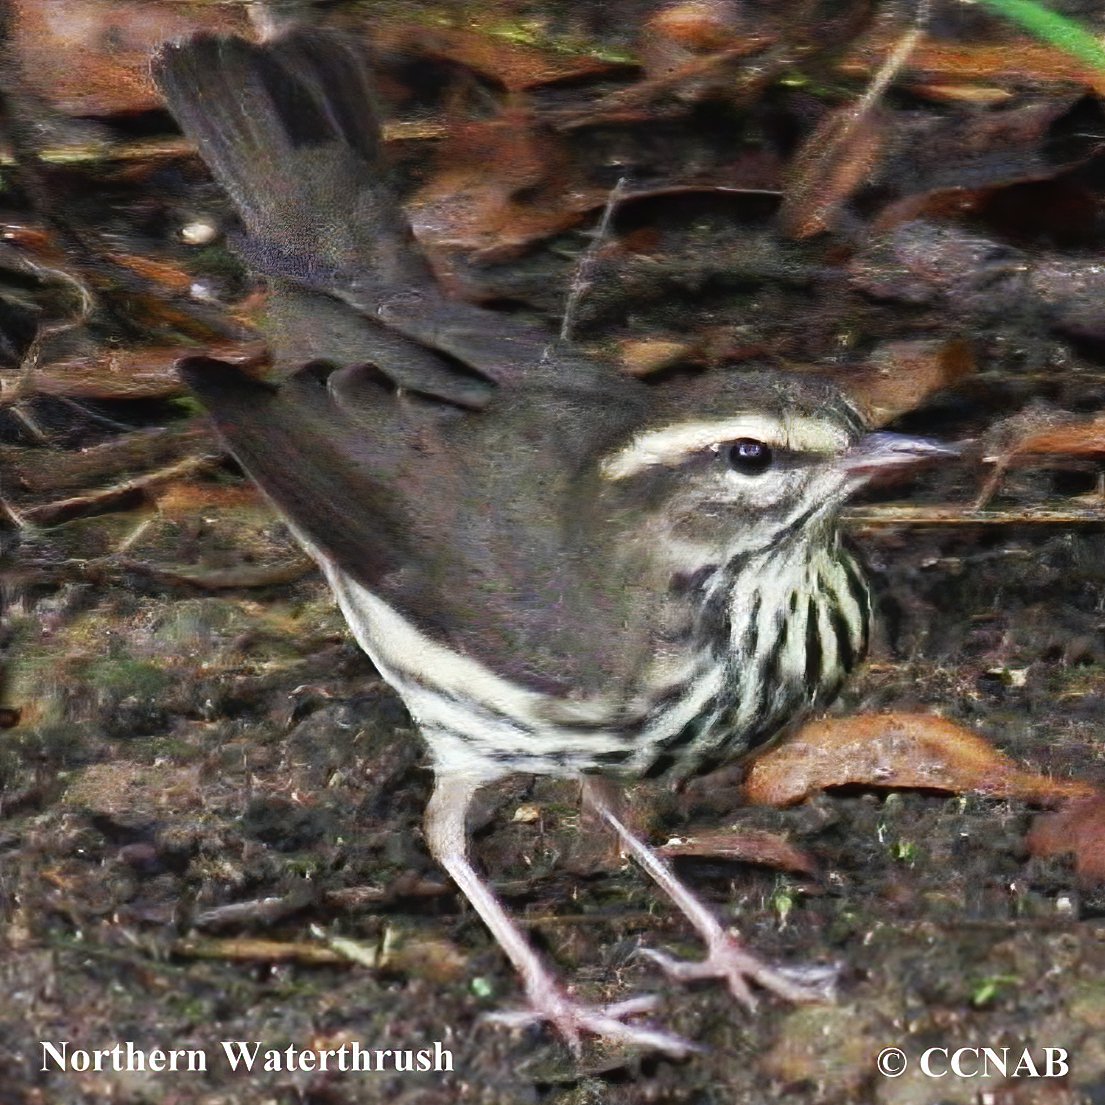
[840,432,961,483]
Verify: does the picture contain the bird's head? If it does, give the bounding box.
[596,370,955,562]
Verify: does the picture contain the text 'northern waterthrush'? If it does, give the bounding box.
[153,29,957,1054]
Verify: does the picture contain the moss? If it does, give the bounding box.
[15,721,93,764]
[150,598,242,649]
[1068,979,1105,1028]
[81,658,172,699]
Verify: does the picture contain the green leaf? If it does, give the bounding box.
[976,0,1105,73]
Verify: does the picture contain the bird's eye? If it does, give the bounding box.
[726,438,773,475]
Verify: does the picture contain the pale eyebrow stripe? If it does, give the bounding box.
[600,415,849,481]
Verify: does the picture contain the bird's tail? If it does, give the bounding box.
[152,29,432,295]
[153,28,617,395]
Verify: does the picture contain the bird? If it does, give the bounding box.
[152,27,957,1055]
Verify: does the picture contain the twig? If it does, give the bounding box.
[0,121,446,169]
[972,458,1010,510]
[110,556,316,590]
[0,496,26,530]
[553,39,781,129]
[172,937,345,966]
[812,0,931,185]
[0,137,194,167]
[115,514,155,555]
[5,404,48,445]
[22,454,222,526]
[0,424,213,494]
[846,503,1105,525]
[17,554,316,591]
[560,176,627,341]
[54,395,136,434]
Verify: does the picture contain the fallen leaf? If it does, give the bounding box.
[1027,796,1105,883]
[19,341,264,401]
[743,713,1096,808]
[839,34,1105,96]
[647,2,753,54]
[778,106,888,239]
[618,338,691,377]
[887,96,1104,199]
[409,112,606,260]
[658,827,818,876]
[906,82,1014,106]
[154,481,261,516]
[840,338,975,426]
[382,934,469,983]
[106,252,195,294]
[374,22,635,93]
[11,0,245,117]
[1005,414,1105,458]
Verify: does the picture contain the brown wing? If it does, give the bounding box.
[182,354,652,693]
[157,28,661,691]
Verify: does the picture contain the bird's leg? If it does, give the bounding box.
[581,778,837,1007]
[424,772,693,1055]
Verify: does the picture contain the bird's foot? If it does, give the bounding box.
[639,932,838,1009]
[484,987,697,1057]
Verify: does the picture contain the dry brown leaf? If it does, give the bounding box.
[409,114,606,260]
[658,827,818,876]
[646,1,769,54]
[0,221,53,253]
[906,82,1014,106]
[778,106,888,239]
[839,35,1105,97]
[154,481,261,516]
[1027,796,1105,884]
[639,0,776,91]
[382,935,469,983]
[106,252,195,295]
[840,338,975,426]
[1007,415,1105,458]
[21,341,264,401]
[11,0,245,117]
[618,338,691,377]
[743,713,1096,808]
[868,99,1103,235]
[374,22,634,93]
[869,189,995,236]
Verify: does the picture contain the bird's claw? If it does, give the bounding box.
[637,936,839,1008]
[483,987,697,1057]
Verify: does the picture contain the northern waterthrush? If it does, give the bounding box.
[154,29,956,1054]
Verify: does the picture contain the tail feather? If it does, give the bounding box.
[154,28,623,399]
[152,30,430,293]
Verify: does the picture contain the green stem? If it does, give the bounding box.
[975,0,1105,72]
